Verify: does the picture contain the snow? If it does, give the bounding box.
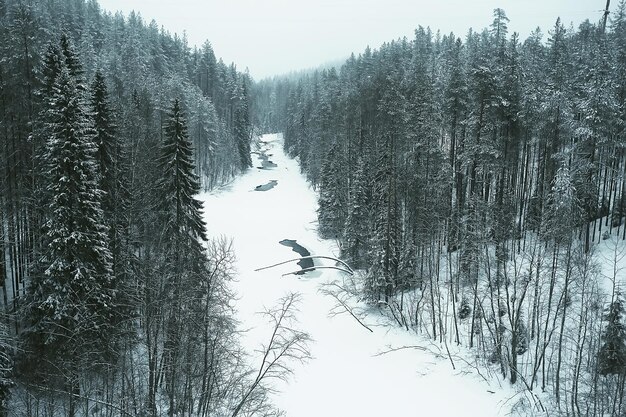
[595,233,626,298]
[200,133,518,417]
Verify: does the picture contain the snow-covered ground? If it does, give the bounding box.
[200,133,518,417]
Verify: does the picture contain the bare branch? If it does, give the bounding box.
[319,284,373,333]
[255,256,354,274]
[282,265,353,277]
[231,293,311,417]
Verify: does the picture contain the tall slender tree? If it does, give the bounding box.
[343,157,370,268]
[154,98,208,417]
[22,61,114,414]
[598,293,626,376]
[317,142,347,239]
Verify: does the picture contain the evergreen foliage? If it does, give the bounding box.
[3,0,626,415]
[317,143,347,239]
[90,68,133,328]
[255,7,626,413]
[0,1,254,414]
[369,141,400,301]
[342,157,370,268]
[91,71,116,198]
[156,98,207,247]
[153,98,209,417]
[598,293,626,376]
[234,74,253,170]
[542,166,581,243]
[24,60,115,377]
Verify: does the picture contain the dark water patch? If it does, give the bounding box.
[279,239,314,273]
[254,180,278,191]
[256,152,278,169]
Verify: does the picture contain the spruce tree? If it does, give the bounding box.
[317,143,347,239]
[40,42,62,96]
[598,293,626,376]
[156,98,207,247]
[23,63,115,382]
[542,165,581,243]
[90,70,134,327]
[91,71,117,217]
[368,141,400,301]
[234,76,252,170]
[31,42,64,254]
[342,156,370,268]
[59,33,83,83]
[154,98,208,417]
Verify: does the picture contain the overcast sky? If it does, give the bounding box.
[96,0,613,80]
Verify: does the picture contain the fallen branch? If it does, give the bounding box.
[442,336,456,370]
[320,286,373,333]
[255,256,354,274]
[372,345,428,357]
[281,266,353,276]
[450,354,489,384]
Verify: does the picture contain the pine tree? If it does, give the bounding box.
[598,293,626,376]
[536,18,571,219]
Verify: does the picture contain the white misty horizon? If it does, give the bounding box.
[90,0,613,79]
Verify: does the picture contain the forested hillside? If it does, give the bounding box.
[0,0,261,415]
[255,6,626,415]
[2,0,626,415]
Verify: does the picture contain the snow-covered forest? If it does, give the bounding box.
[1,0,626,416]
[0,0,257,415]
[255,6,626,415]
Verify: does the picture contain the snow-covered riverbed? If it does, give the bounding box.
[200,133,516,417]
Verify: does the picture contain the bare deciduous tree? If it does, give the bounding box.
[231,292,311,417]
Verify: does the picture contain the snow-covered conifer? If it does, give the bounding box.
[598,293,626,376]
[343,157,370,268]
[25,60,115,380]
[317,143,347,239]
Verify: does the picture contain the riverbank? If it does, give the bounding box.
[200,133,515,417]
